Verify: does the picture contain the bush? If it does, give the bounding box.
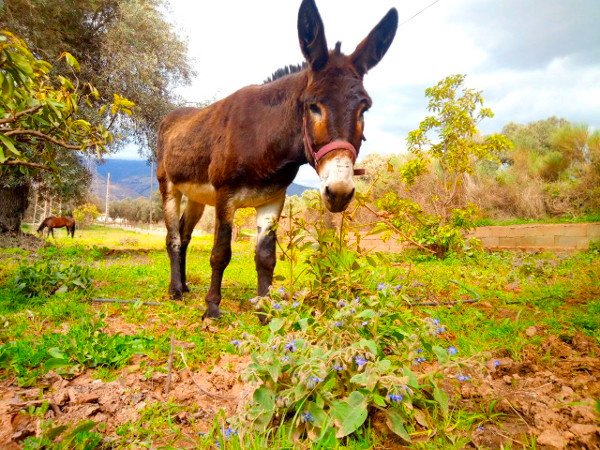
[13,259,92,299]
[73,203,100,227]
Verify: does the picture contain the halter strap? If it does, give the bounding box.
[302,114,365,176]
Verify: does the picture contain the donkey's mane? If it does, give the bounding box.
[263,63,307,84]
[263,41,344,84]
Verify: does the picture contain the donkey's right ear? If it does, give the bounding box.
[298,0,329,71]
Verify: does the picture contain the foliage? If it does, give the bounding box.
[0,318,154,386]
[23,420,102,450]
[73,202,100,227]
[376,75,511,256]
[109,192,163,224]
[0,30,131,174]
[225,208,461,444]
[13,259,92,299]
[1,0,193,155]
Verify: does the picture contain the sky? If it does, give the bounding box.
[115,0,600,188]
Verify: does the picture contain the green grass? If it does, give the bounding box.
[473,211,600,227]
[1,225,598,448]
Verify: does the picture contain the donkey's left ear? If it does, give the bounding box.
[350,8,398,77]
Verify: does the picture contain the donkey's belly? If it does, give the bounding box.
[175,182,285,208]
[176,182,217,206]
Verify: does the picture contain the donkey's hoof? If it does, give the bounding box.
[182,284,190,293]
[203,302,221,319]
[169,288,183,300]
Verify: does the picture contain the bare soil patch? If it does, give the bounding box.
[0,354,252,448]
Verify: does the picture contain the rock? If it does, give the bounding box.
[570,423,598,436]
[537,429,568,449]
[525,326,538,337]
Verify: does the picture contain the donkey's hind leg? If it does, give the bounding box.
[179,200,205,293]
[160,181,184,298]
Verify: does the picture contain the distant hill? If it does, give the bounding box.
[91,159,313,200]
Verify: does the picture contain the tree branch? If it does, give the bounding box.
[362,203,436,254]
[0,105,43,124]
[0,160,53,171]
[3,129,90,150]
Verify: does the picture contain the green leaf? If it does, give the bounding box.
[45,358,71,370]
[62,52,80,71]
[385,408,411,441]
[433,384,449,417]
[47,347,67,359]
[268,318,284,333]
[432,345,449,364]
[306,401,329,428]
[0,134,20,157]
[331,391,368,438]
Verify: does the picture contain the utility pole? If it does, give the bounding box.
[149,160,154,225]
[105,172,110,223]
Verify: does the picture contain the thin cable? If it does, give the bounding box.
[399,0,442,27]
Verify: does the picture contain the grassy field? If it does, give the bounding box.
[0,225,598,449]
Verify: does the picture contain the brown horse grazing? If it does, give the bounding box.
[37,216,76,238]
[157,0,398,320]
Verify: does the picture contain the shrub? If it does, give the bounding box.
[13,259,92,299]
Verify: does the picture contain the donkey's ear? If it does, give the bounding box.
[351,8,398,76]
[298,0,329,71]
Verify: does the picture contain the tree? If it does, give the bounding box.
[0,31,130,233]
[1,0,193,156]
[376,74,512,256]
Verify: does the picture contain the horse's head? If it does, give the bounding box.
[298,0,397,212]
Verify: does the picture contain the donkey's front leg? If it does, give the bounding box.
[160,184,183,298]
[255,196,286,321]
[204,199,234,319]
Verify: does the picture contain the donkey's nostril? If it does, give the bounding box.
[325,186,332,197]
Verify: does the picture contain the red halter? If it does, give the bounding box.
[302,114,365,176]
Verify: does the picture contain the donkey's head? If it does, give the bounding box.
[298,0,397,212]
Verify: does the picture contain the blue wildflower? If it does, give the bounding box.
[476,426,484,431]
[292,301,299,308]
[388,393,403,403]
[355,355,367,367]
[278,287,286,296]
[350,308,356,314]
[354,296,360,304]
[394,284,403,291]
[416,348,423,353]
[447,346,458,356]
[307,376,323,388]
[338,300,347,307]
[334,321,344,327]
[301,412,315,423]
[414,357,426,364]
[281,355,290,363]
[377,282,387,291]
[223,428,237,439]
[230,339,241,347]
[431,318,441,325]
[456,374,471,382]
[284,340,297,352]
[493,360,501,368]
[273,303,282,310]
[249,297,259,305]
[435,326,446,334]
[332,364,343,371]
[360,320,369,327]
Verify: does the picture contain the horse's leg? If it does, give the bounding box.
[160,181,184,298]
[178,200,205,293]
[255,195,286,297]
[50,227,54,238]
[204,196,234,319]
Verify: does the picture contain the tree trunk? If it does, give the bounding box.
[0,182,30,233]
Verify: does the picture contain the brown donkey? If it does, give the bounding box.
[157,0,398,319]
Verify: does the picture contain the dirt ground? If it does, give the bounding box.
[1,321,598,449]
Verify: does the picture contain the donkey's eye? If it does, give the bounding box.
[308,103,322,116]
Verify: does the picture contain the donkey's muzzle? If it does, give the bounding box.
[323,181,355,212]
